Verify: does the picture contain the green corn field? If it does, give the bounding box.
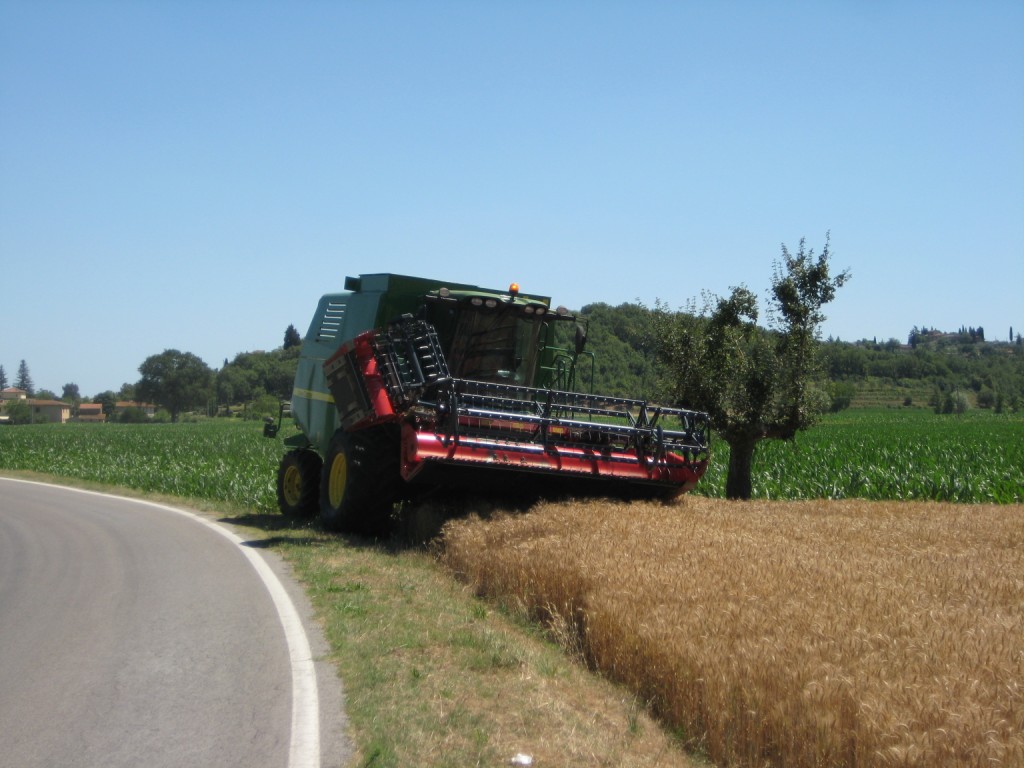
[0,409,1021,506]
[0,420,285,510]
[697,409,1024,504]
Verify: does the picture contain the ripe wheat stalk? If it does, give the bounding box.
[440,497,1024,767]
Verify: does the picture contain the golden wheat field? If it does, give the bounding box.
[440,497,1024,767]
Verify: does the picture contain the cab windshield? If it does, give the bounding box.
[446,304,543,386]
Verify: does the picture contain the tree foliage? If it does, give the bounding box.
[136,349,214,422]
[15,360,33,396]
[118,382,138,402]
[61,382,81,403]
[573,302,659,398]
[652,235,849,499]
[215,347,299,413]
[3,399,32,425]
[820,329,1024,411]
[0,364,7,391]
[92,390,118,417]
[118,406,151,424]
[284,323,302,350]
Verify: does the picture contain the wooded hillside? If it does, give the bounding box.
[576,302,1024,412]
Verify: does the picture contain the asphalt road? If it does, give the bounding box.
[0,478,350,768]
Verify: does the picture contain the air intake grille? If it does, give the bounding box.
[315,301,346,342]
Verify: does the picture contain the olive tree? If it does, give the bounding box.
[652,235,849,499]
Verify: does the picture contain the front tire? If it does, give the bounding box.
[319,425,401,534]
[276,449,322,517]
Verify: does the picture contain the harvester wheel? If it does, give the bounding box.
[276,449,323,517]
[319,425,402,535]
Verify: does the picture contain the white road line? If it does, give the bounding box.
[0,478,321,768]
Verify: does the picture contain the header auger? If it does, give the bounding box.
[265,273,709,534]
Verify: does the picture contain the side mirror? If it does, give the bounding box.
[574,324,587,355]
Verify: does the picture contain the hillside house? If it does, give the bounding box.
[77,403,106,422]
[1,389,72,423]
[1,388,25,423]
[1,387,27,401]
[27,399,72,423]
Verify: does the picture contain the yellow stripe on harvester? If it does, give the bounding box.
[292,388,335,403]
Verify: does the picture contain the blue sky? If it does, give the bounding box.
[2,1,1022,397]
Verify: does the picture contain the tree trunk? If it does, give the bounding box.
[725,438,758,500]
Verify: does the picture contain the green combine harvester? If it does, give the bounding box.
[265,273,710,533]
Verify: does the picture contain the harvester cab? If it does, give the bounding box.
[425,284,565,385]
[266,273,709,533]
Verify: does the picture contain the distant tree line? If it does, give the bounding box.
[129,324,304,422]
[818,333,1023,413]
[907,325,1000,347]
[564,307,1023,416]
[1,324,306,424]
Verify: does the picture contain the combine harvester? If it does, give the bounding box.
[264,274,710,533]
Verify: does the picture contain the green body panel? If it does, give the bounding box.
[291,273,555,456]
